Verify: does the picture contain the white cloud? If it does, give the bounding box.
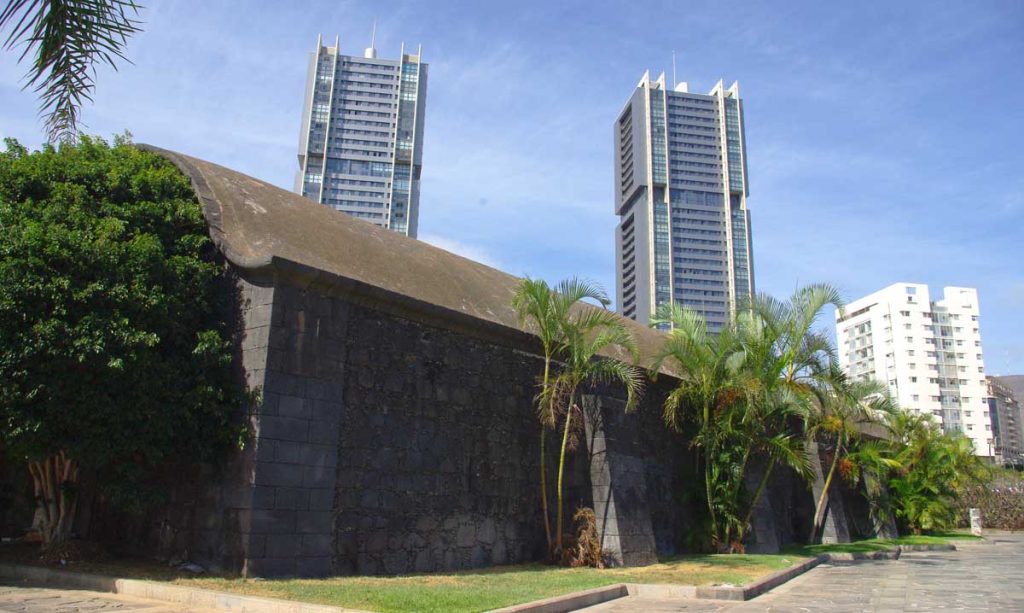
[419,233,503,269]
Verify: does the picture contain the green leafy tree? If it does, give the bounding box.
[0,136,247,548]
[549,290,643,557]
[881,412,990,533]
[1,1,143,142]
[652,303,746,549]
[807,371,895,541]
[653,284,843,550]
[512,277,610,551]
[735,285,844,543]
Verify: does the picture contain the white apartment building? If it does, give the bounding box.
[836,283,991,457]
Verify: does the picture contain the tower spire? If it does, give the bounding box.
[365,19,377,58]
[672,50,677,90]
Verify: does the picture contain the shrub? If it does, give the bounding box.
[0,136,248,547]
[561,507,606,568]
[957,473,1024,531]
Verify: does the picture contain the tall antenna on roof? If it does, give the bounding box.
[365,19,378,58]
[672,50,677,90]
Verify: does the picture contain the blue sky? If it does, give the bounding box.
[1,0,1021,374]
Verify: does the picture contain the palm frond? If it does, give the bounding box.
[1,0,144,143]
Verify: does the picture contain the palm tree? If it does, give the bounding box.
[881,411,991,534]
[652,302,746,548]
[808,371,895,542]
[737,285,845,536]
[1,0,143,142]
[653,284,844,550]
[512,276,610,551]
[550,300,644,556]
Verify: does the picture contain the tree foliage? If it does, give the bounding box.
[652,284,844,550]
[512,276,611,551]
[513,277,643,561]
[867,411,991,534]
[1,0,143,143]
[0,136,247,543]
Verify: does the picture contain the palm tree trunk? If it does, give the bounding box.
[738,458,775,541]
[554,389,576,556]
[540,358,552,550]
[703,404,718,545]
[810,439,843,542]
[540,428,551,550]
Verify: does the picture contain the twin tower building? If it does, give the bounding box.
[295,38,754,330]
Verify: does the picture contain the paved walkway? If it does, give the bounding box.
[582,533,1024,612]
[0,583,218,613]
[1,535,1021,612]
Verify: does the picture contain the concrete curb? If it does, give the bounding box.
[825,549,901,561]
[486,583,629,613]
[0,563,368,613]
[692,555,828,601]
[899,543,957,552]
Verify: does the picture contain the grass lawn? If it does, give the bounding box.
[176,554,804,613]
[782,530,982,557]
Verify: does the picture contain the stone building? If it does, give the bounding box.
[131,147,868,577]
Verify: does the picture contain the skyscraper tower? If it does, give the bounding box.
[296,34,427,237]
[614,72,753,330]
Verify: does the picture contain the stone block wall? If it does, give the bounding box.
[154,274,271,571]
[331,297,551,575]
[195,272,697,577]
[158,268,873,577]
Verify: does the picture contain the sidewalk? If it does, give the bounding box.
[580,533,1024,612]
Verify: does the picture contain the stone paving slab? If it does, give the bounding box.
[0,583,220,613]
[580,533,1024,613]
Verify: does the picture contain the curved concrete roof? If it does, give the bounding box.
[143,146,672,373]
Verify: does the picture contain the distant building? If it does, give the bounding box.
[295,35,427,237]
[613,72,753,329]
[835,283,991,456]
[987,377,1023,467]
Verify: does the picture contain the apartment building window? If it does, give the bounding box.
[906,336,914,342]
[900,310,910,316]
[912,395,920,401]
[910,376,918,382]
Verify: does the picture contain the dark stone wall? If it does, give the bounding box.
[152,274,271,571]
[223,274,696,577]
[764,465,817,548]
[142,269,872,576]
[332,296,550,575]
